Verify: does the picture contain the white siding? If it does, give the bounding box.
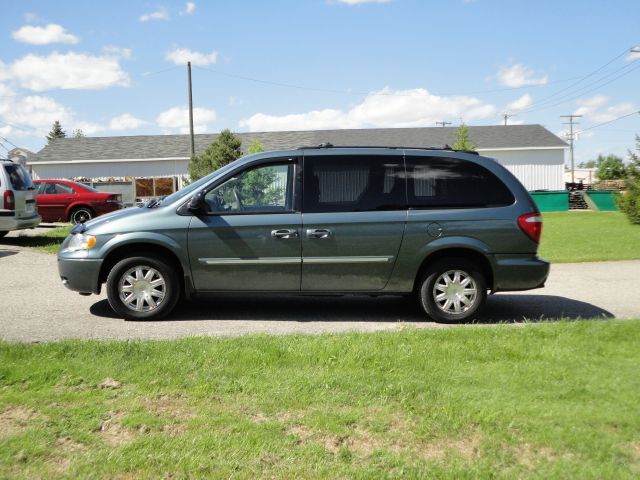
[478,148,566,191]
[31,158,190,181]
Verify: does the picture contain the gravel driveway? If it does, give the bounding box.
[1,238,637,342]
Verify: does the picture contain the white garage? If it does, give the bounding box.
[31,124,567,194]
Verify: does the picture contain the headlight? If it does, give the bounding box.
[66,233,97,252]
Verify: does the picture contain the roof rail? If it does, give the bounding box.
[297,144,479,155]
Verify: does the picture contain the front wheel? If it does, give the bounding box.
[106,256,180,320]
[70,207,94,224]
[418,259,487,323]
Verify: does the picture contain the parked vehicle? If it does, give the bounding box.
[32,180,124,224]
[0,159,40,237]
[58,146,549,322]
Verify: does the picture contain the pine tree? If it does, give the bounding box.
[72,129,85,138]
[46,121,66,144]
[188,129,242,181]
[451,123,477,151]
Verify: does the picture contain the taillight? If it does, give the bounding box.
[518,213,543,243]
[3,190,15,211]
[106,194,122,203]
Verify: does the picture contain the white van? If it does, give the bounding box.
[0,160,41,237]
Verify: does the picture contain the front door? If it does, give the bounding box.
[36,181,75,222]
[188,158,302,291]
[301,153,407,291]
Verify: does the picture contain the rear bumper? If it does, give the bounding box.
[492,254,550,292]
[0,214,41,231]
[57,256,103,294]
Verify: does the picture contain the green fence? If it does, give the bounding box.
[529,191,569,212]
[585,191,620,211]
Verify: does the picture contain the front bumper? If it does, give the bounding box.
[492,254,550,292]
[0,214,41,231]
[58,255,103,294]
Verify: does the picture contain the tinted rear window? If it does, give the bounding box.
[3,164,34,191]
[405,156,514,208]
[303,155,405,213]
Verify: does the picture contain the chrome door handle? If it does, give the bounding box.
[306,228,332,239]
[271,229,299,239]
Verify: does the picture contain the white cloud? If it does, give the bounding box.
[12,24,79,45]
[571,95,637,129]
[240,87,496,132]
[496,63,548,88]
[0,92,105,138]
[156,106,216,134]
[139,7,169,22]
[102,46,133,60]
[334,0,391,4]
[8,51,130,91]
[627,47,640,61]
[166,47,218,66]
[506,93,533,111]
[181,2,196,15]
[109,113,146,131]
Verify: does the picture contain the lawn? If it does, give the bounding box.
[1,320,639,478]
[0,225,71,254]
[539,212,640,263]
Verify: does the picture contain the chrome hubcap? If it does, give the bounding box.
[432,270,477,314]
[73,210,91,224]
[118,266,166,312]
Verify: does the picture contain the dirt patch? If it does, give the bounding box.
[146,395,193,421]
[46,437,87,474]
[97,377,122,389]
[288,421,485,461]
[0,406,40,438]
[511,443,574,468]
[97,412,136,446]
[626,441,640,462]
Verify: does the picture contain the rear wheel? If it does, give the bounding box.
[106,256,180,320]
[70,207,94,224]
[418,259,487,323]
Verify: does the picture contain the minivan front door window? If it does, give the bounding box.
[204,163,293,214]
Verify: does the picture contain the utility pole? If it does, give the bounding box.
[561,114,582,184]
[501,113,514,125]
[435,121,451,127]
[187,61,195,158]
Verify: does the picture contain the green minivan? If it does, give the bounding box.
[58,146,549,322]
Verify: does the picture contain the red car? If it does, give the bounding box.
[33,179,124,224]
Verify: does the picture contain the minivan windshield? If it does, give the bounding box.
[4,164,34,191]
[159,158,246,206]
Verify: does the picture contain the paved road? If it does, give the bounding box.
[1,233,638,342]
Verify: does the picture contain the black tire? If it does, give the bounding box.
[69,206,94,224]
[106,256,180,321]
[418,258,487,323]
[0,231,7,238]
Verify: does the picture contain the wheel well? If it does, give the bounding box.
[413,248,494,292]
[98,243,186,292]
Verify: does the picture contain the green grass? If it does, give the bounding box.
[2,320,640,478]
[0,225,71,254]
[539,212,640,263]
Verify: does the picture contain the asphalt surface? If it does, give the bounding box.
[1,228,638,342]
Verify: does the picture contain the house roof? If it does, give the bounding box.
[34,125,567,162]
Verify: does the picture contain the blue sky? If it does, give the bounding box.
[0,0,638,163]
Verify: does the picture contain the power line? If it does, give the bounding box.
[0,135,18,149]
[521,58,640,115]
[575,110,640,135]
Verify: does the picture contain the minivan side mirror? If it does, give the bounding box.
[188,191,205,212]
